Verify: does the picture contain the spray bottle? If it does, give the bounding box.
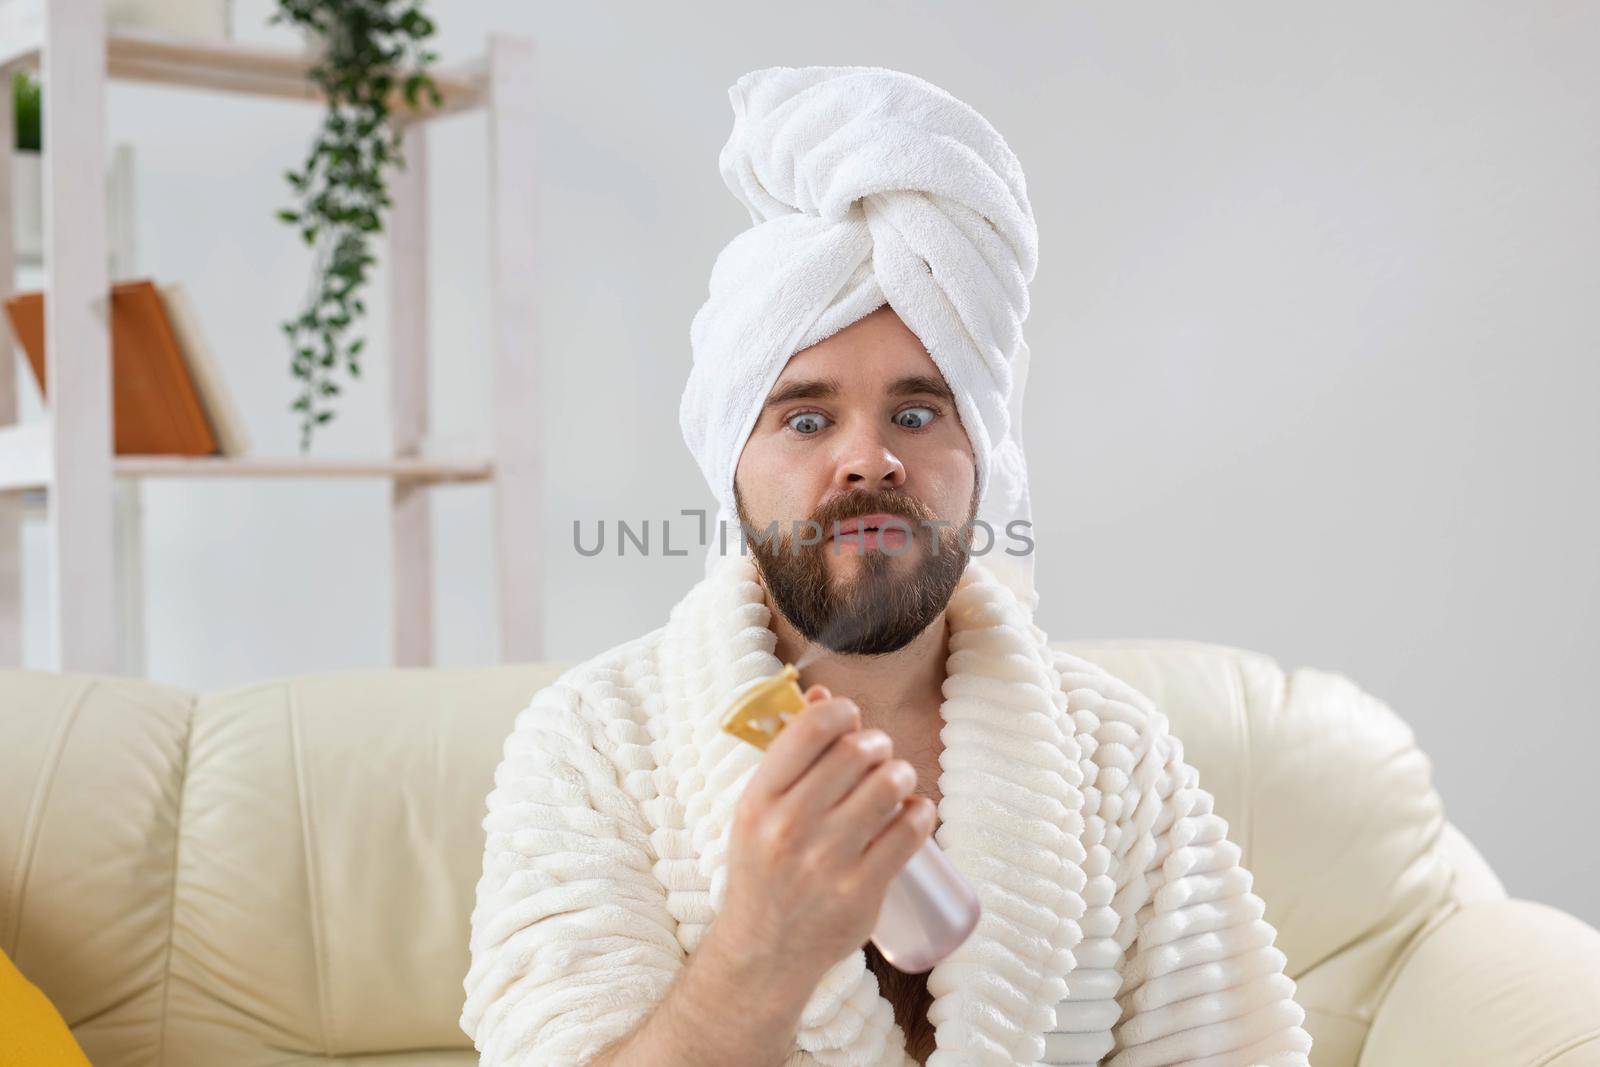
[719,663,981,972]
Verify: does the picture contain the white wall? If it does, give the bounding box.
[16,0,1598,924]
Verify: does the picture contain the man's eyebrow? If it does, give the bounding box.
[887,374,955,404]
[761,374,955,413]
[762,376,842,412]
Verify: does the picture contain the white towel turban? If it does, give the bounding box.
[681,65,1040,611]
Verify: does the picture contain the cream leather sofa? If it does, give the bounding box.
[3,640,1597,1066]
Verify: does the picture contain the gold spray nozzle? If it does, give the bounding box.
[720,664,807,751]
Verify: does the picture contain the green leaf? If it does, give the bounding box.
[315,411,335,424]
[276,209,300,224]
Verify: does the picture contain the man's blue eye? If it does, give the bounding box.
[788,412,829,434]
[895,406,937,429]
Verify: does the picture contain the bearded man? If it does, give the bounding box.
[460,65,1312,1067]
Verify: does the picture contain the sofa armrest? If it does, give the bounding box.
[1360,898,1600,1066]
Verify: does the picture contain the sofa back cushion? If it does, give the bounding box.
[0,670,190,1064]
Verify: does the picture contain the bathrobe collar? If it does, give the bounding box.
[660,553,1089,1066]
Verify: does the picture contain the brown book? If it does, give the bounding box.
[2,278,218,456]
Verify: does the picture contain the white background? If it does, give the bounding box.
[14,1,1598,924]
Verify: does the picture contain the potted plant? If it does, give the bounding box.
[8,71,137,273]
[9,69,42,262]
[268,1,441,452]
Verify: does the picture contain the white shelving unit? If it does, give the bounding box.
[0,2,543,674]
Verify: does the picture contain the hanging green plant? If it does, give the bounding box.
[269,0,442,452]
[12,69,41,152]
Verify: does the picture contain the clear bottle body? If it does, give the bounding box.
[869,831,981,972]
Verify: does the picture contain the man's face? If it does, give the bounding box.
[733,305,980,656]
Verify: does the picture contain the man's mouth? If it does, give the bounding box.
[831,512,910,538]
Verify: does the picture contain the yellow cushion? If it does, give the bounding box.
[0,946,91,1067]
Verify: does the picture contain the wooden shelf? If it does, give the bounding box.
[2,27,486,120]
[0,14,540,672]
[6,457,491,515]
[112,454,493,484]
[0,420,492,488]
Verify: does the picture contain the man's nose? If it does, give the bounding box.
[832,422,906,491]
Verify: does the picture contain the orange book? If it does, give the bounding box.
[2,278,218,456]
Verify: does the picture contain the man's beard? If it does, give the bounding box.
[733,481,978,656]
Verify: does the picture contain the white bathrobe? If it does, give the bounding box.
[459,555,1314,1066]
